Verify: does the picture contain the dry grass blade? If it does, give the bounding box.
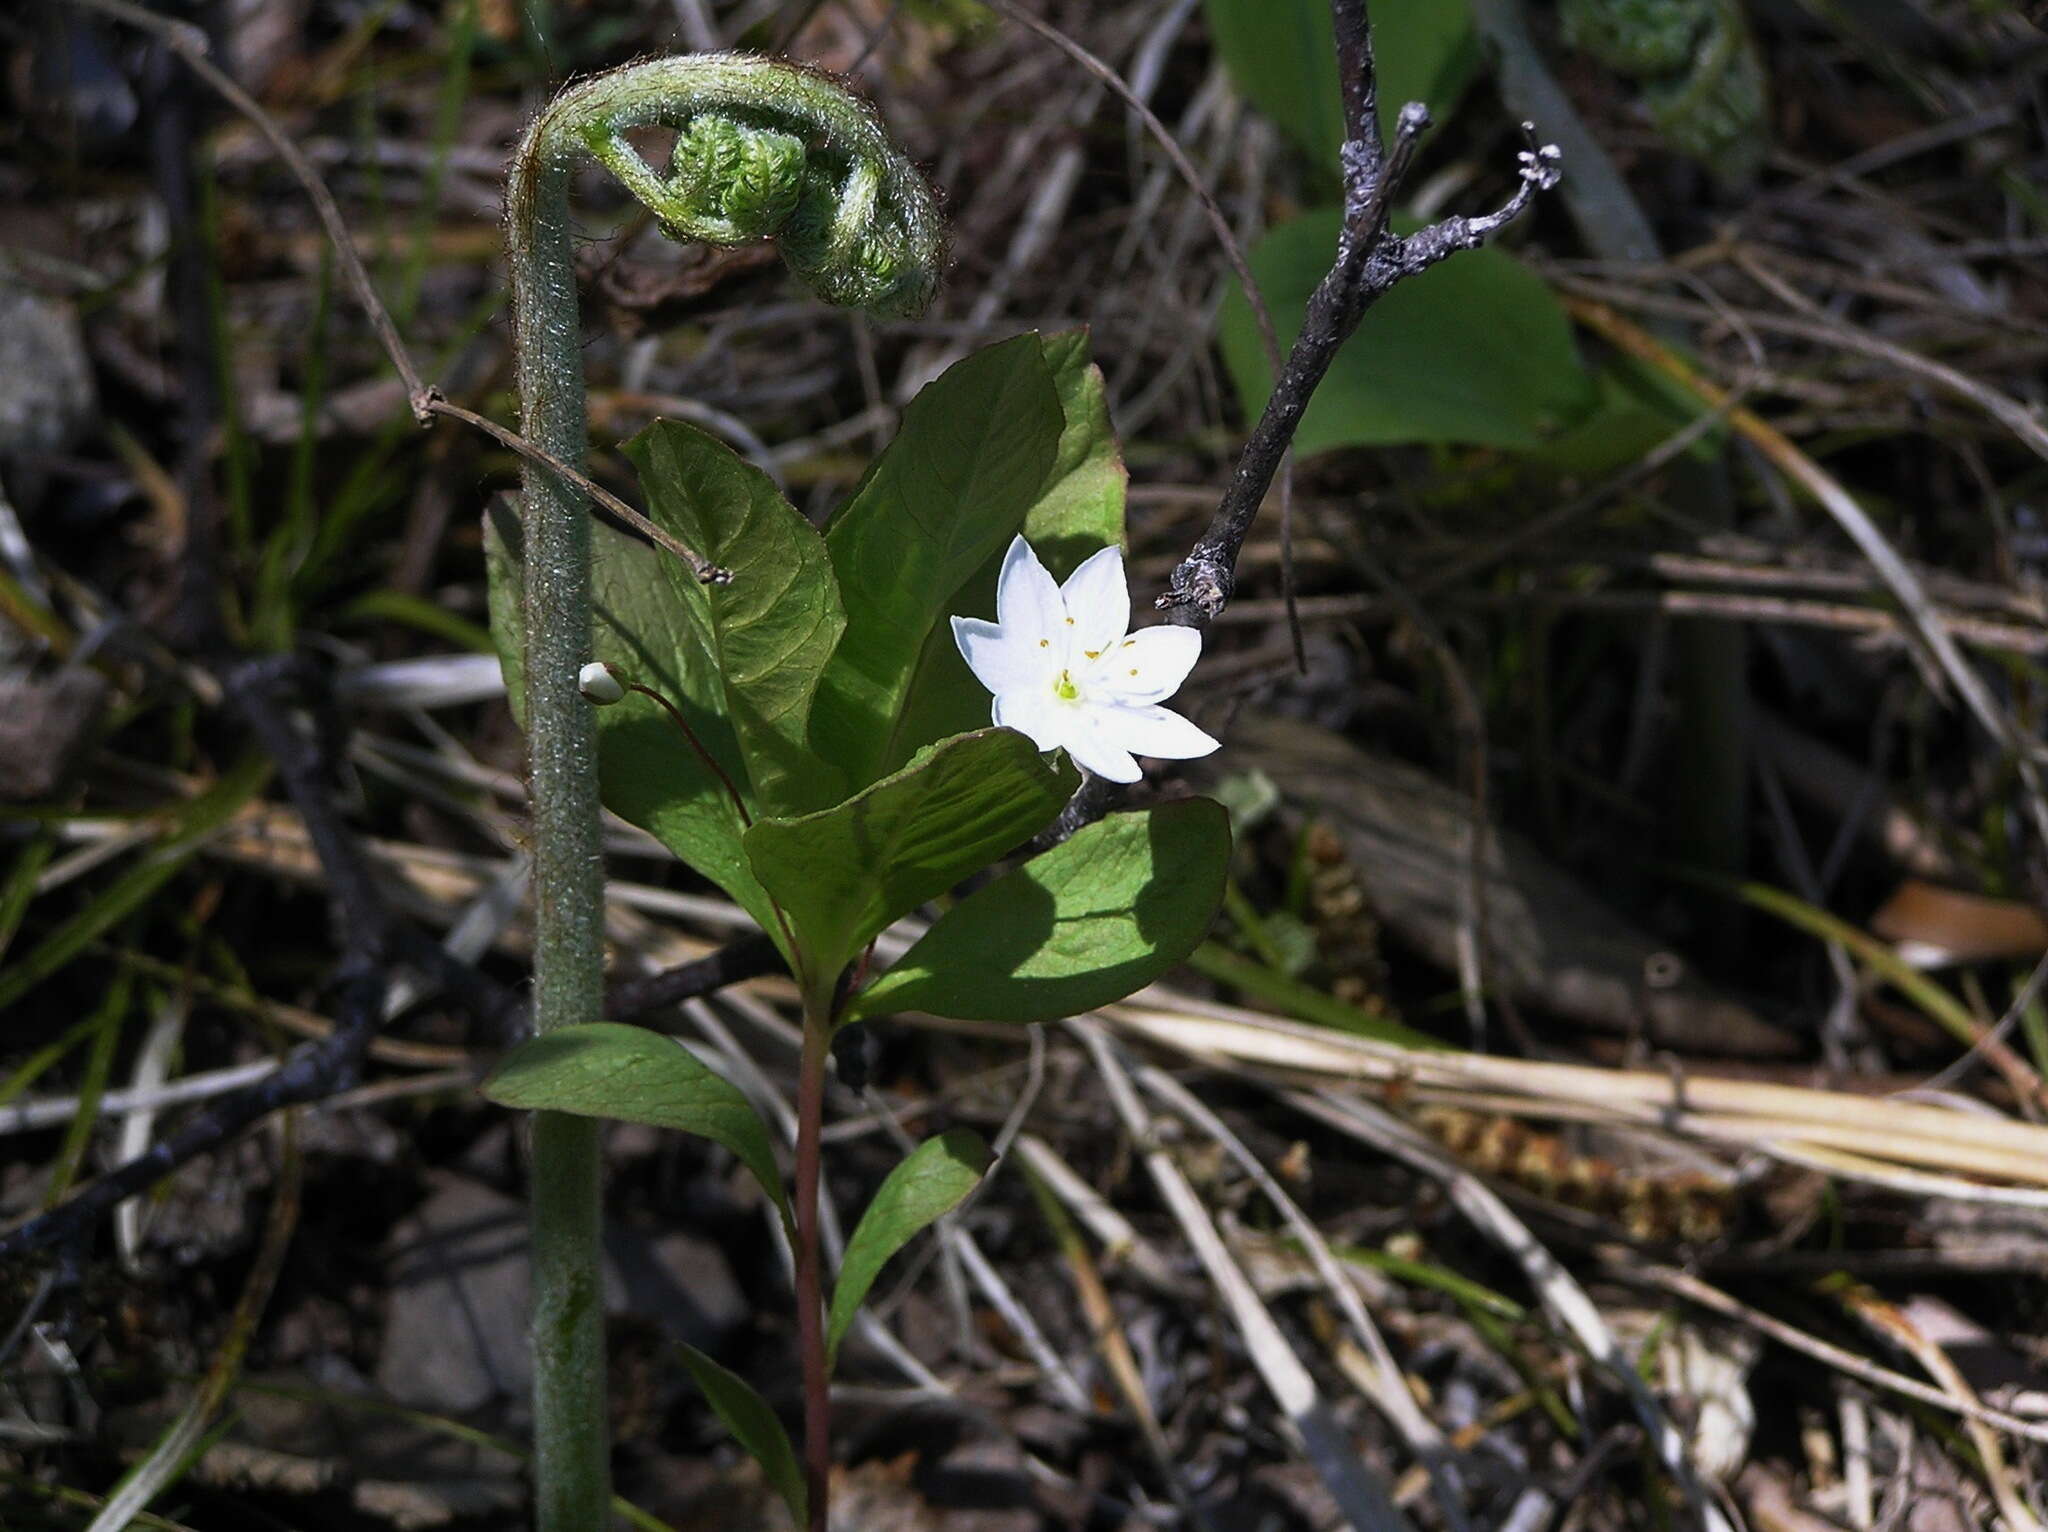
[86,1112,302,1531]
[1070,1020,1418,1532]
[1013,1133,1184,1296]
[1135,1064,1472,1532]
[1287,1092,1737,1532]
[1565,296,2048,852]
[979,0,1278,376]
[1836,1286,2045,1531]
[1,1059,277,1138]
[1106,993,2048,1192]
[1562,262,2048,465]
[113,996,188,1268]
[1613,1258,2048,1447]
[1020,1152,1207,1524]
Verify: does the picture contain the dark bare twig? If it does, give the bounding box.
[1161,0,1560,627]
[603,935,782,1020]
[0,656,390,1264]
[0,932,780,1264]
[1050,3,1559,841]
[228,656,391,963]
[0,653,772,1264]
[0,962,381,1263]
[1159,97,1560,627]
[57,0,730,589]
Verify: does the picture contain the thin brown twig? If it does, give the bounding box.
[977,0,1306,663]
[1610,1257,2048,1447]
[64,0,432,420]
[429,400,728,583]
[61,0,727,589]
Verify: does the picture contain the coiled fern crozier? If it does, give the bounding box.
[1561,0,1768,185]
[502,55,941,1532]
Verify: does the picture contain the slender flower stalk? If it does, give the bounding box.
[504,55,940,1532]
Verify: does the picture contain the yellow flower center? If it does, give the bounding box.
[1054,668,1080,702]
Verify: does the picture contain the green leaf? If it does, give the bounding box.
[812,335,1064,786]
[676,1342,806,1528]
[484,503,782,948]
[846,799,1231,1025]
[826,1129,989,1366]
[1204,0,1478,171]
[1019,329,1130,573]
[885,329,1130,768]
[743,729,1077,981]
[1521,360,1719,480]
[481,1023,788,1223]
[1218,209,1598,453]
[623,421,848,816]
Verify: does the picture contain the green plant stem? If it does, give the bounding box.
[503,59,940,1529]
[792,992,835,1532]
[508,87,613,1532]
[528,1111,608,1532]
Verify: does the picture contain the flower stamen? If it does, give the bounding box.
[950,535,1218,785]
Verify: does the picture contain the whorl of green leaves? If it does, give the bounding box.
[531,53,944,316]
[663,115,809,241]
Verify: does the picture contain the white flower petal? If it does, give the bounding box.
[994,535,1066,657]
[1093,624,1202,706]
[952,615,1049,696]
[1059,544,1130,660]
[1060,707,1143,783]
[992,688,1068,754]
[1097,703,1219,762]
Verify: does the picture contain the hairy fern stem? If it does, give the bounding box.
[504,54,940,1532]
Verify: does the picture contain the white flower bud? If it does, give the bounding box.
[578,661,626,705]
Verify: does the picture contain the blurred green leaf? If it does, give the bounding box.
[0,753,271,1015]
[812,335,1063,785]
[1218,209,1598,452]
[340,589,495,653]
[677,1342,806,1527]
[847,799,1231,1025]
[482,1023,788,1222]
[743,729,1075,980]
[1204,0,1478,170]
[826,1129,989,1366]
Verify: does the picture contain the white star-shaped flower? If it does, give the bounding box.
[951,536,1219,784]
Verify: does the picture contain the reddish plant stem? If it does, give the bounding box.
[625,682,752,826]
[793,996,834,1532]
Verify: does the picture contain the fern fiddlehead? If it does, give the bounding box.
[1559,0,1767,184]
[503,55,940,1532]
